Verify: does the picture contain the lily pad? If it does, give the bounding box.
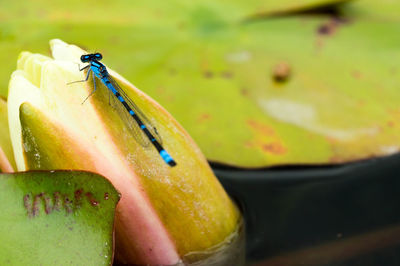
[0,170,120,265]
[0,97,15,172]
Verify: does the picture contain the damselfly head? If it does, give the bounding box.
[80,53,103,63]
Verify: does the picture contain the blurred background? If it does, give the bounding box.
[2,0,400,169]
[2,0,400,265]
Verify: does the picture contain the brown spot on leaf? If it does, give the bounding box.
[32,193,44,217]
[24,192,52,216]
[387,121,395,127]
[64,195,73,213]
[104,192,109,200]
[85,192,99,207]
[247,120,288,155]
[272,62,291,82]
[317,17,351,36]
[262,143,287,155]
[247,120,276,136]
[23,194,33,218]
[318,23,336,35]
[24,190,103,218]
[198,113,211,123]
[53,192,62,211]
[203,71,214,78]
[241,88,249,97]
[352,70,362,79]
[43,194,53,214]
[74,188,83,209]
[221,71,233,79]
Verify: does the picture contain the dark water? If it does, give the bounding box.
[213,153,400,266]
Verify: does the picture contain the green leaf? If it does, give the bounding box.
[0,170,120,265]
[0,97,16,172]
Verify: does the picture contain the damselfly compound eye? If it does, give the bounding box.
[94,53,103,60]
[80,55,91,62]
